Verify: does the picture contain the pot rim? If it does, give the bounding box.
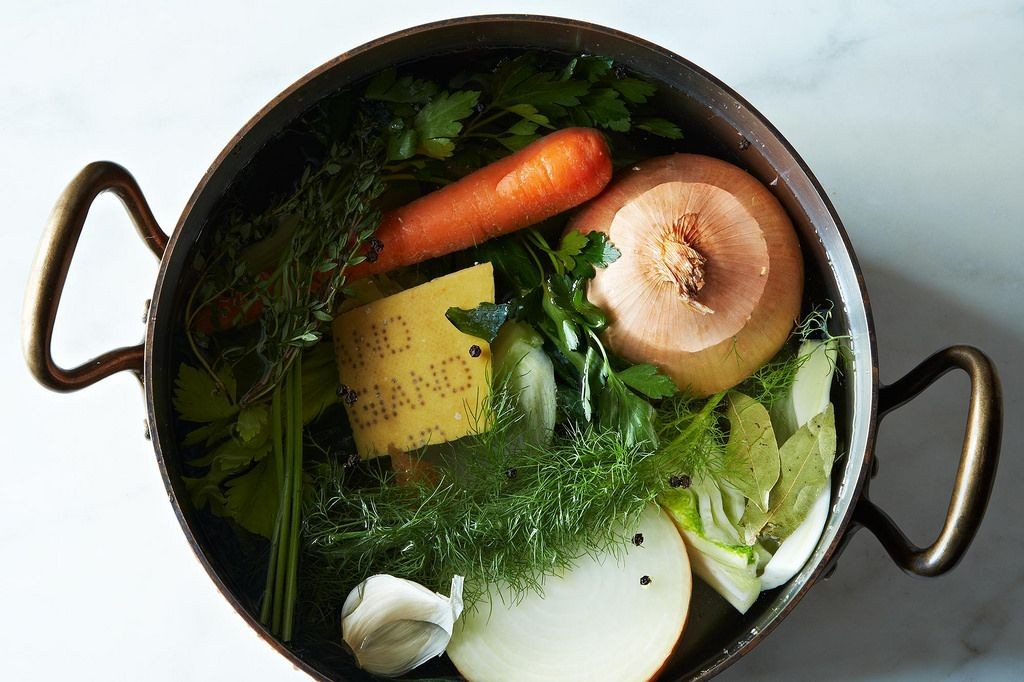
[144,14,880,681]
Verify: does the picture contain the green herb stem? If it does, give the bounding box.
[463,109,512,136]
[259,359,304,640]
[282,354,304,641]
[259,383,286,626]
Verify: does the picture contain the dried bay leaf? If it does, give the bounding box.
[723,392,780,512]
[743,404,836,543]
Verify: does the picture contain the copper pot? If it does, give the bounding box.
[22,15,1002,681]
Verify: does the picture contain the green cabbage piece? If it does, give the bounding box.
[660,476,766,614]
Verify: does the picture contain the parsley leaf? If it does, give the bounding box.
[571,56,614,83]
[386,127,418,161]
[193,437,270,475]
[552,230,589,271]
[618,364,679,399]
[174,363,237,423]
[223,459,280,539]
[414,90,481,158]
[236,405,269,444]
[577,88,631,132]
[636,117,684,140]
[364,68,439,104]
[493,69,589,109]
[566,231,621,279]
[610,78,656,103]
[475,236,543,292]
[597,373,658,448]
[503,103,552,127]
[446,303,512,343]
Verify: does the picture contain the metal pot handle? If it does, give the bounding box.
[22,161,168,392]
[855,345,1002,576]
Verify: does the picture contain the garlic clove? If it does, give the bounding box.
[571,154,802,397]
[342,574,464,677]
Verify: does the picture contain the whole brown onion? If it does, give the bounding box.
[570,154,803,396]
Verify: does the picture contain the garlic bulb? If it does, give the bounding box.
[570,154,803,396]
[341,574,465,677]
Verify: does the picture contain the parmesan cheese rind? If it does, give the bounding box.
[332,263,494,458]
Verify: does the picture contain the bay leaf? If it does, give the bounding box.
[743,404,836,543]
[723,392,781,512]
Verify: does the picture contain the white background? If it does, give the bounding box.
[2,1,1021,680]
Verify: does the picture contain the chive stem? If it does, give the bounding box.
[282,355,304,641]
[259,384,286,626]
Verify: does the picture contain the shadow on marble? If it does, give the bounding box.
[720,262,1022,681]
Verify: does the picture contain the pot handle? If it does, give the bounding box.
[855,345,1002,576]
[22,161,168,392]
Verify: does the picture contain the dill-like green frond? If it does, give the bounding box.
[741,350,808,407]
[741,304,850,407]
[302,389,660,611]
[651,391,728,481]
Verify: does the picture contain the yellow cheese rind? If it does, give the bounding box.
[332,263,494,458]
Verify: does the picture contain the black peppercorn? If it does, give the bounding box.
[505,467,518,480]
[370,237,384,253]
[336,383,351,398]
[639,575,652,586]
[344,389,358,405]
[469,344,482,358]
[632,533,644,546]
[365,250,379,264]
[669,474,692,489]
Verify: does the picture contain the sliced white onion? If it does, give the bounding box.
[446,505,691,682]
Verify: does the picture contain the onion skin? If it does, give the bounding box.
[570,154,803,397]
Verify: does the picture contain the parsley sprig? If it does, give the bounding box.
[448,229,677,447]
[371,52,682,183]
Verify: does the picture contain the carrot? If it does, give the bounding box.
[194,127,612,333]
[350,127,612,278]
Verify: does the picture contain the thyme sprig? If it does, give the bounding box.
[185,118,385,406]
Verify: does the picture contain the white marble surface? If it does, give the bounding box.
[2,1,1021,680]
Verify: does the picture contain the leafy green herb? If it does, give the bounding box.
[222,457,279,539]
[364,68,439,104]
[471,228,675,444]
[380,51,684,182]
[741,405,836,542]
[654,391,727,481]
[304,387,663,609]
[596,371,658,448]
[618,364,679,399]
[413,90,481,159]
[185,118,385,406]
[174,363,237,422]
[722,392,780,512]
[445,302,512,342]
[636,117,684,140]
